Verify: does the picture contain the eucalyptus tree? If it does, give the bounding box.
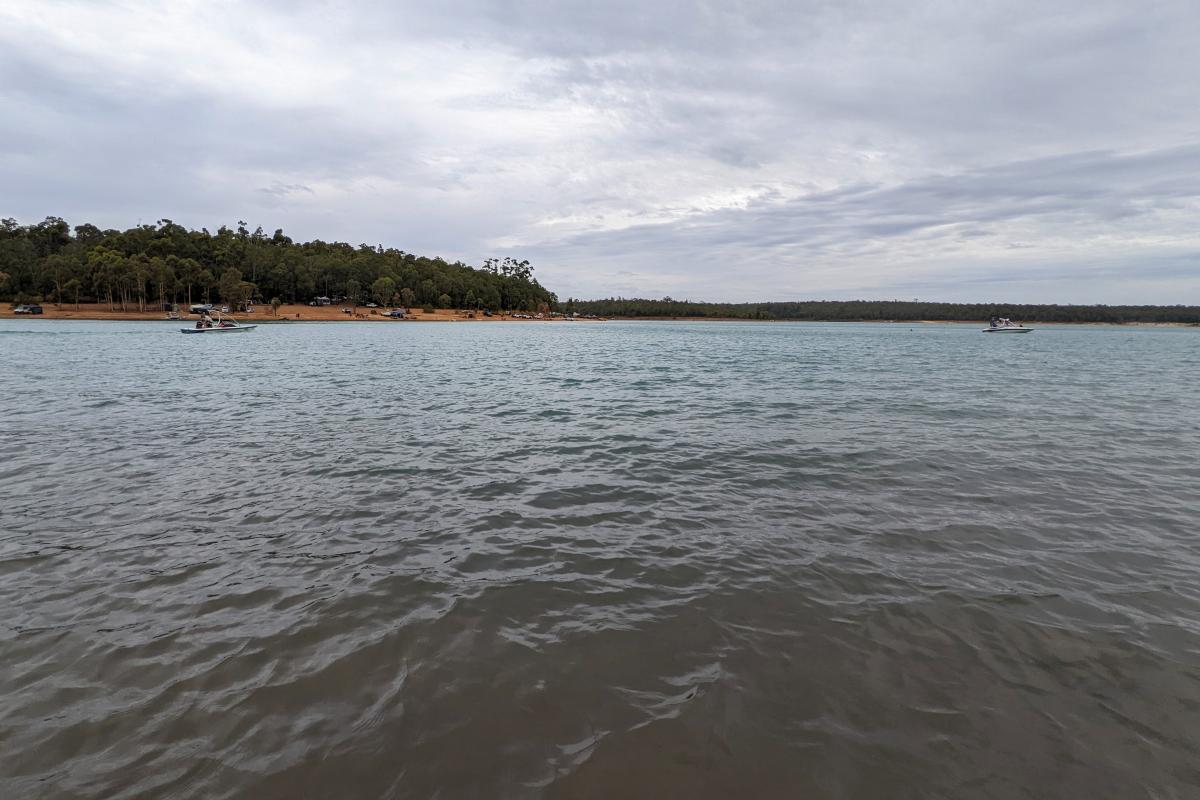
[371,276,396,307]
[1,217,558,312]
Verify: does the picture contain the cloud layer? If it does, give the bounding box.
[2,0,1198,301]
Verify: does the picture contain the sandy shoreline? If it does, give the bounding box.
[3,305,1194,326]
[0,303,584,323]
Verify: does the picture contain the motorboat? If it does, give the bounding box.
[983,317,1032,333]
[182,321,256,334]
[181,311,257,334]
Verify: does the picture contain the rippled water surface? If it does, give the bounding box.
[2,319,1199,799]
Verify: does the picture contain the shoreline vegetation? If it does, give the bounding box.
[1,305,1192,326]
[0,303,583,323]
[2,217,1197,325]
[569,298,1200,325]
[0,217,557,318]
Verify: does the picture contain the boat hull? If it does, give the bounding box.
[982,327,1032,333]
[180,325,257,334]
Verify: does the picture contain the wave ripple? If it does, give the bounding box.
[2,320,1199,799]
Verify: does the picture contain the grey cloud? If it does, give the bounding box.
[630,143,1200,266]
[524,145,1200,300]
[259,183,315,197]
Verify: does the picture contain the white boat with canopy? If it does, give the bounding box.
[181,310,257,334]
[983,317,1032,333]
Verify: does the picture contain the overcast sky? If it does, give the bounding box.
[3,1,1198,302]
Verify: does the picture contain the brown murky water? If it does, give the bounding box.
[2,320,1199,798]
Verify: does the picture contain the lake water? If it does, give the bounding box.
[2,319,1199,799]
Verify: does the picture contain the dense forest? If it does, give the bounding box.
[569,298,1200,324]
[0,217,557,312]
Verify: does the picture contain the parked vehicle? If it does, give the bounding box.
[14,304,43,314]
[190,303,214,314]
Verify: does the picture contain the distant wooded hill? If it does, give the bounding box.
[0,216,556,312]
[567,298,1200,324]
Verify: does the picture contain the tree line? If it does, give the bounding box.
[566,297,1200,324]
[0,217,557,312]
[4,217,1195,323]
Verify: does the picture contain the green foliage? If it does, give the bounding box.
[371,276,396,307]
[197,270,214,302]
[218,267,254,310]
[63,278,82,309]
[572,298,1200,324]
[0,216,558,313]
